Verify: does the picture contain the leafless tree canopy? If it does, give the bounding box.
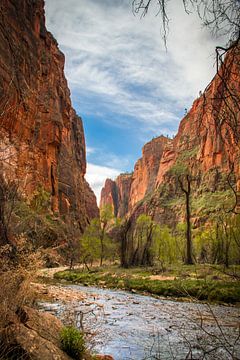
[132,0,240,46]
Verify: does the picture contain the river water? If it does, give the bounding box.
[40,285,240,360]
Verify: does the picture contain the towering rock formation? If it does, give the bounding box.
[129,136,172,208]
[0,0,98,231]
[100,173,132,217]
[100,135,171,217]
[100,43,240,225]
[115,173,133,217]
[100,179,118,216]
[156,44,240,188]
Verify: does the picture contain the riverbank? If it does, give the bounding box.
[38,283,240,360]
[53,264,240,305]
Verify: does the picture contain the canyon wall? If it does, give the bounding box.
[0,0,98,231]
[100,43,240,225]
[100,135,171,217]
[129,136,172,208]
[100,173,133,218]
[157,43,240,187]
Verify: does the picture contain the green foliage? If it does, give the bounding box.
[80,217,119,267]
[55,265,240,304]
[193,212,240,266]
[136,214,152,226]
[154,225,178,265]
[165,195,185,208]
[130,214,156,266]
[30,186,51,213]
[194,227,216,263]
[12,198,66,248]
[168,161,188,176]
[100,204,114,224]
[191,190,234,215]
[179,146,199,161]
[80,218,102,265]
[60,326,85,359]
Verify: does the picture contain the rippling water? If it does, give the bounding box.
[40,285,240,360]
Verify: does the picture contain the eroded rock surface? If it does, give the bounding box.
[0,0,98,232]
[0,306,71,360]
[100,44,240,225]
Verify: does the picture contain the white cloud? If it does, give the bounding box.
[86,146,131,169]
[45,0,221,134]
[44,0,227,201]
[86,146,96,155]
[85,163,122,205]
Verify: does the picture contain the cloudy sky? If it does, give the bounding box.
[45,0,223,203]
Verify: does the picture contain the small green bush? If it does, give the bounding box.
[60,326,85,359]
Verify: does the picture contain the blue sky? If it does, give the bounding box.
[45,0,223,203]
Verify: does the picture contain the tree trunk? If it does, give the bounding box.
[185,186,194,264]
[178,175,194,265]
[120,219,131,268]
[100,224,106,266]
[141,224,154,266]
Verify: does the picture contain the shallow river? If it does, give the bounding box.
[40,285,240,360]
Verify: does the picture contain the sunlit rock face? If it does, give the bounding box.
[100,174,133,218]
[157,45,240,187]
[100,136,170,218]
[100,44,240,224]
[129,135,172,209]
[0,0,98,230]
[100,179,118,216]
[115,174,133,217]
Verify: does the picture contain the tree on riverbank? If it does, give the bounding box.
[80,206,119,268]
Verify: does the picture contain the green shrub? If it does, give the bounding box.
[168,161,188,176]
[60,326,85,359]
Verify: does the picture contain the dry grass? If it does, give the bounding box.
[0,238,43,359]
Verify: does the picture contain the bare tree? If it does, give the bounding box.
[178,174,194,265]
[132,0,240,47]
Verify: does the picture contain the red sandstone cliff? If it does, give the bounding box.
[100,174,133,218]
[157,44,240,188]
[116,174,133,217]
[100,43,240,224]
[100,179,118,216]
[129,135,172,208]
[0,0,98,230]
[100,136,171,217]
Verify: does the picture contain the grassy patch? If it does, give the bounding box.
[60,326,85,360]
[54,265,240,304]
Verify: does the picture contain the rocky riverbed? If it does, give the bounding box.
[38,283,240,360]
